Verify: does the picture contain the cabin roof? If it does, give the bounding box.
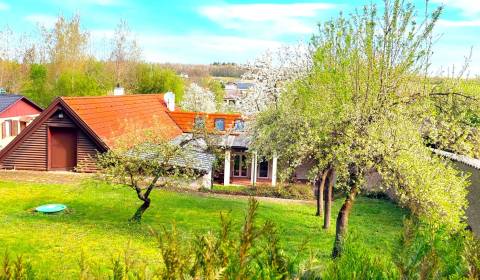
[61,94,183,147]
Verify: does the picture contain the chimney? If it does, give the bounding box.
[164,92,175,111]
[113,83,124,96]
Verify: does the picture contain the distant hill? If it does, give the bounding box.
[161,63,247,79]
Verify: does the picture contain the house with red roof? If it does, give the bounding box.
[0,94,42,150]
[0,92,287,188]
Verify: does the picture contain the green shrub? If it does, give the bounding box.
[321,241,398,280]
[394,219,468,279]
[464,233,480,279]
[0,251,35,280]
[208,183,314,200]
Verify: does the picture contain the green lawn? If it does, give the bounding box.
[0,179,408,278]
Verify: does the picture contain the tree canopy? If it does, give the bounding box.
[250,0,473,257]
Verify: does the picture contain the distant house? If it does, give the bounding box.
[223,81,254,106]
[0,94,42,150]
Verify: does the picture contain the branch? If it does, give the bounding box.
[144,174,161,199]
[429,92,477,100]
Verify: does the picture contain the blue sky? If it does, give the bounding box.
[0,0,479,75]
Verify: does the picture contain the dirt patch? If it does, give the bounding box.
[0,170,93,185]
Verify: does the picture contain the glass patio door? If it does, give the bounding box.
[233,154,248,177]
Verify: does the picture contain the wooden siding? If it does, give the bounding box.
[1,122,47,170]
[1,109,100,172]
[76,130,100,172]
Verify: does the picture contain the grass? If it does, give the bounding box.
[0,179,408,278]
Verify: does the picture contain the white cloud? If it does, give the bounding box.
[199,3,336,36]
[89,29,284,64]
[24,14,58,28]
[0,2,9,11]
[137,33,282,64]
[431,0,480,16]
[438,19,480,27]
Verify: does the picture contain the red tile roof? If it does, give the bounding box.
[62,94,183,147]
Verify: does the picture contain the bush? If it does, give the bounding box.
[320,219,480,280]
[464,233,480,279]
[0,251,36,280]
[208,183,314,200]
[394,218,468,279]
[321,240,399,280]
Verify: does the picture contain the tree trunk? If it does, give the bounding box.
[332,185,358,258]
[316,171,328,217]
[130,198,151,222]
[323,168,335,229]
[130,179,158,223]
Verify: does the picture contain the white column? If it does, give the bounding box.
[271,151,278,187]
[250,151,257,185]
[224,149,231,185]
[203,169,213,189]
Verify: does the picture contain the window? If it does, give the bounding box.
[194,116,205,129]
[258,158,269,178]
[234,119,245,131]
[4,120,11,137]
[214,118,225,131]
[233,154,248,177]
[11,120,19,136]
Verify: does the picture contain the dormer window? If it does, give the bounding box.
[234,119,245,131]
[214,118,225,131]
[194,116,205,129]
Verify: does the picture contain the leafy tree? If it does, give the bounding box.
[200,77,224,110]
[108,19,141,90]
[97,140,190,222]
[52,65,109,98]
[134,64,185,102]
[238,44,312,116]
[41,14,89,76]
[23,64,51,107]
[96,118,200,222]
[252,0,470,259]
[423,78,480,158]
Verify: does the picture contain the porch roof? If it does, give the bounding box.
[219,134,250,149]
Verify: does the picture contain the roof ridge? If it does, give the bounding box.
[61,94,165,100]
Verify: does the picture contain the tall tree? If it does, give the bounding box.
[237,44,313,116]
[43,14,89,75]
[253,0,470,258]
[109,19,141,91]
[134,64,185,102]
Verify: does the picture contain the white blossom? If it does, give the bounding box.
[181,83,216,113]
[237,43,313,116]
